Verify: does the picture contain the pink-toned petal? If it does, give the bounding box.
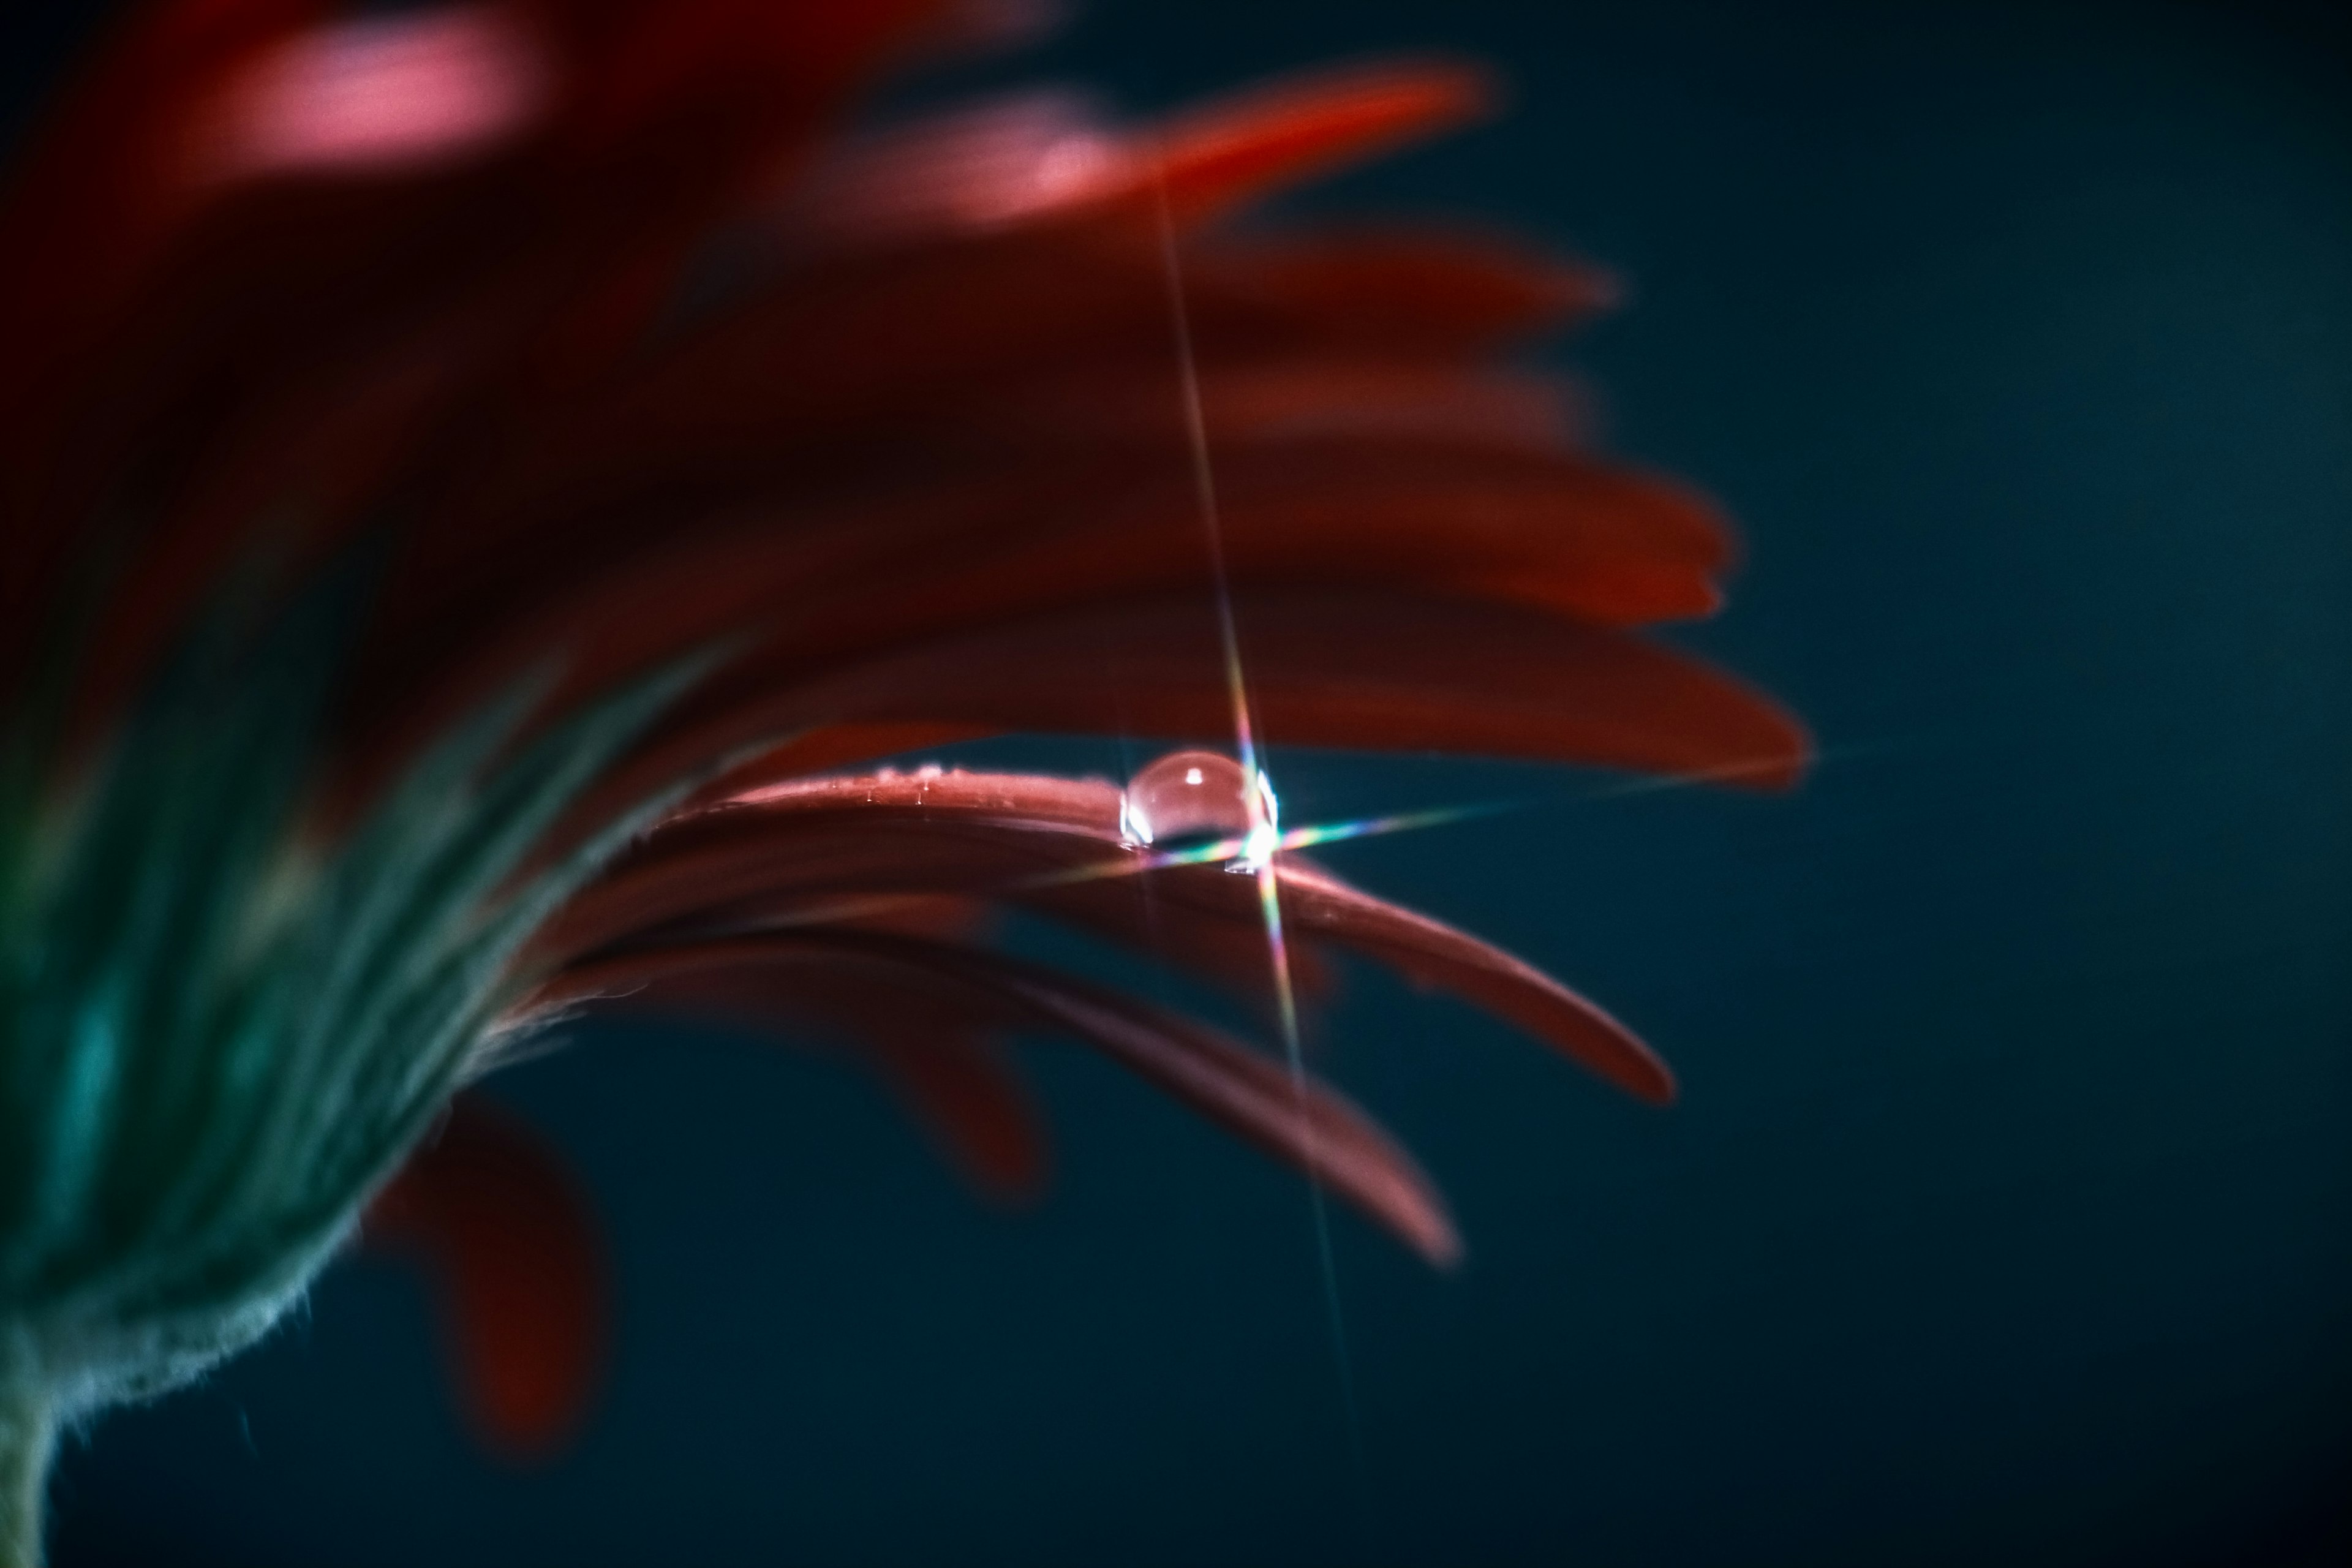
[187,7,551,186]
[784,92,1124,247]
[533,770,1128,961]
[677,723,1001,805]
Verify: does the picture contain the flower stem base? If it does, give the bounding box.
[0,1339,55,1568]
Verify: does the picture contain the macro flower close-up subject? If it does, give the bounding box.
[0,2,1809,1559]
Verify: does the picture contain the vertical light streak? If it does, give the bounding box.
[1150,151,1370,1493]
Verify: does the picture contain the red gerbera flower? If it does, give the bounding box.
[0,0,1803,1550]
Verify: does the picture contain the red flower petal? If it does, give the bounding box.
[529,929,1463,1266]
[1147,62,1493,227]
[565,591,1805,834]
[775,592,1805,778]
[0,0,1807,1472]
[537,765,1666,1101]
[364,1093,606,1458]
[624,959,1050,1201]
[190,7,550,186]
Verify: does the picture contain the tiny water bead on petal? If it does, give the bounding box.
[1120,750,1280,869]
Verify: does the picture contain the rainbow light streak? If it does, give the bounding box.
[1154,142,1366,1485]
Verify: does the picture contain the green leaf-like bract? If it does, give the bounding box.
[0,556,709,1414]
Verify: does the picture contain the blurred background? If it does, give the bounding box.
[17,1,2350,1562]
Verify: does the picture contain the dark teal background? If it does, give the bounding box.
[22,2,2352,1562]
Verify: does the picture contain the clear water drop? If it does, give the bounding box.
[1122,749,1278,867]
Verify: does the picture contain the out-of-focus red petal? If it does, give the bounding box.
[861,1028,1049,1199]
[525,930,1463,1265]
[780,61,1494,246]
[0,0,325,390]
[1276,864,1673,1104]
[0,0,326,679]
[787,591,1806,780]
[783,91,1123,249]
[523,0,940,150]
[304,224,1607,754]
[840,450,1731,631]
[510,0,948,371]
[1147,62,1493,227]
[338,439,1732,801]
[2,1,953,715]
[363,1093,605,1459]
[580,592,1805,829]
[1188,230,1613,354]
[188,7,551,186]
[968,357,1583,452]
[631,961,1049,1200]
[391,230,1603,587]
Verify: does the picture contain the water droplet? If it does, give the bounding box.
[1121,750,1276,865]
